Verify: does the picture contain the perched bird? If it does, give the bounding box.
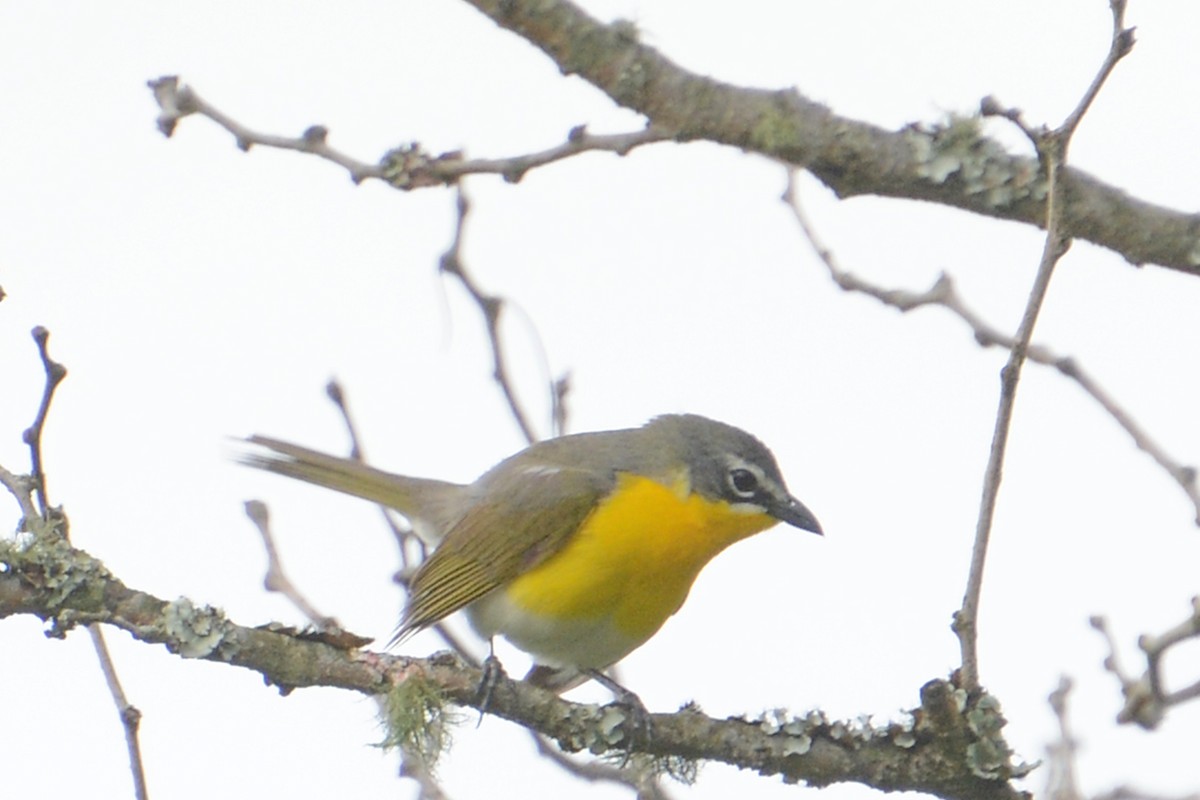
[240,414,821,690]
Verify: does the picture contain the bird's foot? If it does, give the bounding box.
[475,653,507,725]
[586,668,653,749]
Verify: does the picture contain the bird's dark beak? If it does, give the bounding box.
[773,495,823,535]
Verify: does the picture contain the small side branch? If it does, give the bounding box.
[320,379,479,662]
[243,500,335,628]
[438,186,543,445]
[783,179,1199,524]
[1045,677,1081,800]
[21,327,67,519]
[147,76,668,189]
[954,0,1134,692]
[1092,599,1200,729]
[786,0,1136,694]
[89,625,149,800]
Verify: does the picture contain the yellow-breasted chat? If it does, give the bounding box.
[240,414,821,687]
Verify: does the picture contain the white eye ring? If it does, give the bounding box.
[728,467,759,498]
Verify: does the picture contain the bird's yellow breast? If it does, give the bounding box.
[501,471,777,649]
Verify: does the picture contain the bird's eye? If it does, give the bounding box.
[728,468,759,498]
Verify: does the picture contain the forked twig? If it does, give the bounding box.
[438,186,543,445]
[787,0,1138,693]
[955,0,1135,693]
[7,332,145,800]
[1091,599,1200,729]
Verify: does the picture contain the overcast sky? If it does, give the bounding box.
[3,2,1200,799]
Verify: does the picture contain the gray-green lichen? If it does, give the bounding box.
[907,114,1046,208]
[377,673,457,773]
[1187,238,1200,267]
[3,531,112,611]
[162,597,233,658]
[596,705,630,747]
[963,692,1035,780]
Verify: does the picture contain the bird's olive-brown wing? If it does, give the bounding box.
[393,465,612,642]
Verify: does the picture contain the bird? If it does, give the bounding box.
[239,414,822,692]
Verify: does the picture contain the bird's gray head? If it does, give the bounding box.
[645,414,822,534]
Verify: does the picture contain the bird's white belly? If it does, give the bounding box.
[467,590,648,670]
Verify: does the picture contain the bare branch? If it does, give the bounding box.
[324,380,366,463]
[0,532,1031,800]
[448,0,1197,277]
[1057,1,1136,143]
[320,380,482,665]
[89,624,149,800]
[146,76,669,189]
[1044,677,1082,800]
[249,385,459,799]
[531,733,674,800]
[783,178,1200,524]
[438,186,542,444]
[956,144,1069,691]
[786,1,1137,693]
[951,0,1135,692]
[399,747,454,800]
[1054,362,1200,524]
[552,372,572,438]
[243,499,336,628]
[21,327,67,519]
[324,379,416,552]
[0,463,39,524]
[1092,598,1200,730]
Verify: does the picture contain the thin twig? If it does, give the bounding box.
[243,500,335,627]
[89,624,149,800]
[325,380,365,462]
[1090,615,1162,729]
[1095,789,1200,800]
[788,0,1135,693]
[1092,597,1200,729]
[954,0,1134,692]
[1141,597,1200,707]
[552,372,572,438]
[438,186,541,445]
[325,379,413,551]
[319,389,467,800]
[147,76,669,188]
[399,748,453,800]
[21,327,67,519]
[0,463,39,523]
[783,180,1199,524]
[1058,1,1137,142]
[531,732,673,800]
[1044,677,1082,800]
[322,380,481,665]
[957,146,1069,690]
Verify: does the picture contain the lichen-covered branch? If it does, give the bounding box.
[0,530,1030,800]
[454,0,1199,277]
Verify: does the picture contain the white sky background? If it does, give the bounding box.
[2,2,1200,799]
